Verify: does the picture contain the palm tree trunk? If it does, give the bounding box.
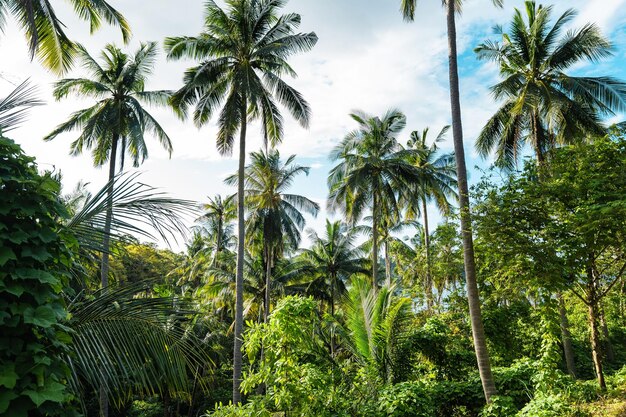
[264,244,271,323]
[422,196,433,311]
[384,240,392,286]
[330,271,336,357]
[557,293,576,378]
[372,192,379,290]
[531,111,545,167]
[214,218,223,267]
[233,96,247,405]
[445,0,497,403]
[99,134,118,417]
[101,135,118,289]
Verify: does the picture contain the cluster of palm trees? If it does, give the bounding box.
[3,0,626,409]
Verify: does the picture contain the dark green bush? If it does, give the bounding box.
[0,136,75,416]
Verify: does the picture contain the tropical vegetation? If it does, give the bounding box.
[2,0,626,416]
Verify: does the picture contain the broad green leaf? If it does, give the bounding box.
[0,247,16,266]
[23,306,57,328]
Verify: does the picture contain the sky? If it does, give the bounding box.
[1,0,626,252]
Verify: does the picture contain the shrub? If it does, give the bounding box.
[0,136,75,416]
[378,382,435,417]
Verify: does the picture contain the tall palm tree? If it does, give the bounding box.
[226,149,319,322]
[198,194,237,267]
[404,126,457,310]
[328,109,417,290]
[164,1,317,402]
[0,0,130,74]
[475,1,626,169]
[400,0,502,402]
[301,220,367,318]
[45,42,173,292]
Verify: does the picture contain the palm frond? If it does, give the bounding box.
[0,79,43,133]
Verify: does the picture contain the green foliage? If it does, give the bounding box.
[378,382,435,417]
[0,136,75,416]
[241,296,340,415]
[479,396,517,417]
[517,394,589,417]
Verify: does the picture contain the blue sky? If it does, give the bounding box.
[1,0,625,251]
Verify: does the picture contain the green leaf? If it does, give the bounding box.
[0,365,18,389]
[0,389,18,413]
[12,268,57,285]
[23,306,57,328]
[0,247,16,266]
[20,246,51,262]
[23,381,66,407]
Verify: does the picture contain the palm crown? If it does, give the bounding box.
[45,42,173,170]
[164,0,318,154]
[475,0,626,168]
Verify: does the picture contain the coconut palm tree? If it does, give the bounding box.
[0,0,130,74]
[164,1,317,401]
[400,0,502,402]
[342,277,411,383]
[301,220,367,318]
[198,194,237,267]
[404,126,457,310]
[475,1,626,169]
[226,149,319,322]
[328,109,417,290]
[45,42,173,293]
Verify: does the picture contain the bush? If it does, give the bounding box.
[0,136,75,416]
[517,394,589,417]
[479,396,518,417]
[378,382,435,417]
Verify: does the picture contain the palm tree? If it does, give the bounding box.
[226,149,319,322]
[301,220,367,317]
[475,1,626,169]
[45,42,173,293]
[400,0,502,402]
[328,109,417,290]
[343,277,411,383]
[0,0,130,74]
[198,194,237,267]
[164,0,317,402]
[404,126,457,310]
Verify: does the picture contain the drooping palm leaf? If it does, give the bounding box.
[65,172,198,252]
[66,282,211,409]
[0,79,44,133]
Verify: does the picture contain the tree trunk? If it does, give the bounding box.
[599,307,615,363]
[214,217,223,267]
[163,390,171,417]
[384,240,392,287]
[371,193,379,290]
[233,96,247,405]
[330,271,336,357]
[445,0,497,403]
[587,267,606,389]
[422,196,433,311]
[531,111,545,167]
[557,293,576,378]
[99,135,118,417]
[264,244,271,323]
